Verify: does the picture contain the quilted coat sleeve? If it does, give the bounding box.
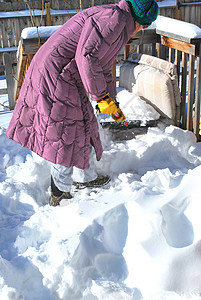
[75,10,126,101]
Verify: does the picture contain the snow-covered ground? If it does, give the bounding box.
[0,12,201,300]
[1,76,201,300]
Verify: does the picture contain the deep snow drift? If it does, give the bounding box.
[1,83,201,299]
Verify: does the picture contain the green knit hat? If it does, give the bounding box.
[126,0,159,26]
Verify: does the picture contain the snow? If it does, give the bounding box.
[1,9,201,300]
[149,16,201,39]
[21,26,61,39]
[157,0,176,8]
[0,9,78,19]
[1,72,201,300]
[19,16,201,41]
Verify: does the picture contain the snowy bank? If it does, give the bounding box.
[1,85,201,298]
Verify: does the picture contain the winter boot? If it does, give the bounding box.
[73,175,110,189]
[49,176,73,206]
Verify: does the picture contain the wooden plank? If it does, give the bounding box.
[159,44,166,60]
[175,49,181,85]
[124,45,130,60]
[166,7,173,18]
[45,3,52,26]
[0,88,7,95]
[0,65,5,72]
[169,48,174,63]
[0,21,3,48]
[14,55,28,101]
[137,44,143,54]
[151,43,157,56]
[195,4,199,26]
[25,14,34,28]
[14,18,21,46]
[197,5,201,27]
[7,18,15,47]
[14,43,25,101]
[1,21,9,48]
[161,36,196,55]
[190,5,196,24]
[174,0,182,19]
[194,43,201,138]
[180,6,185,22]
[186,54,195,131]
[180,52,187,129]
[185,2,190,23]
[3,52,15,109]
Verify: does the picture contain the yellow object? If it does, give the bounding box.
[97,93,118,114]
[111,108,126,123]
[192,117,201,135]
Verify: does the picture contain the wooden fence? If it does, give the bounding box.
[0,7,75,50]
[159,0,201,27]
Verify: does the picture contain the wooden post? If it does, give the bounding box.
[169,48,174,63]
[180,52,187,129]
[174,0,181,20]
[194,43,201,138]
[3,53,15,110]
[186,54,195,132]
[175,49,181,86]
[45,3,51,26]
[152,43,157,57]
[124,45,130,60]
[137,44,143,54]
[159,44,166,60]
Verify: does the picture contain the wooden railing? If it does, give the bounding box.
[123,27,201,140]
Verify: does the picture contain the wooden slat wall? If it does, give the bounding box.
[181,0,201,27]
[0,1,201,50]
[0,13,70,69]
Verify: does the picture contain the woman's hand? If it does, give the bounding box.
[96,93,118,114]
[111,108,126,122]
[96,93,126,122]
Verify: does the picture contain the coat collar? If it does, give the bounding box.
[116,0,135,38]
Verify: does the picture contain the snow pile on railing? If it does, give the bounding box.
[21,26,61,39]
[20,16,201,41]
[149,15,201,39]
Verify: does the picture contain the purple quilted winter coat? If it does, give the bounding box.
[6,0,134,169]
